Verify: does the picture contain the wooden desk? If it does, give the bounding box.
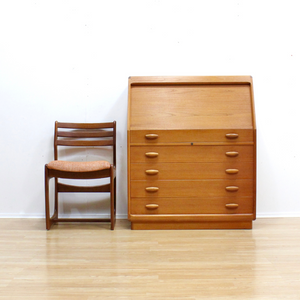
[127,76,256,229]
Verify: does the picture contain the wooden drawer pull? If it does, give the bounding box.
[225,186,239,192]
[225,151,239,157]
[145,187,159,192]
[145,204,159,210]
[225,203,239,209]
[225,133,239,139]
[145,152,159,158]
[145,134,158,139]
[145,169,159,175]
[225,169,239,174]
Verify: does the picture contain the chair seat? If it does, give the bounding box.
[47,160,111,172]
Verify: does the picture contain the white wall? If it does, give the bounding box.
[0,0,299,218]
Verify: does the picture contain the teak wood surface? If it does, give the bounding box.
[130,84,253,130]
[127,76,256,229]
[45,121,117,230]
[0,218,299,299]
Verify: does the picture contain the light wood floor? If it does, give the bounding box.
[0,218,300,300]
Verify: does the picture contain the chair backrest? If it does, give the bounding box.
[54,121,116,166]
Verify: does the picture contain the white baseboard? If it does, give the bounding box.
[1,214,300,219]
[257,213,300,218]
[0,213,128,219]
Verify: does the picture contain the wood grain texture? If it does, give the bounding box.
[131,180,253,198]
[129,75,253,84]
[130,145,254,163]
[130,85,253,130]
[130,215,254,229]
[131,162,253,180]
[131,197,252,214]
[131,129,254,143]
[127,76,256,230]
[1,218,300,299]
[46,121,117,230]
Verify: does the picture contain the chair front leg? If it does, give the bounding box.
[110,167,115,230]
[114,176,116,219]
[45,166,52,230]
[54,177,59,220]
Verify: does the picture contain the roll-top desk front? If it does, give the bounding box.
[127,76,256,230]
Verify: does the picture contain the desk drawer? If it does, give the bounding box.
[130,197,253,214]
[130,129,254,144]
[130,145,254,163]
[130,179,253,198]
[130,162,253,180]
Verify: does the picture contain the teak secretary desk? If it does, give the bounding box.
[127,76,256,230]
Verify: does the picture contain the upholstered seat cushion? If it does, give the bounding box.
[47,160,111,172]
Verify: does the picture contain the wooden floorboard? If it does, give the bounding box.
[0,218,300,299]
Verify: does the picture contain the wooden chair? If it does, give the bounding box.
[45,121,116,230]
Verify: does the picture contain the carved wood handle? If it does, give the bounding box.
[145,152,159,158]
[145,169,159,175]
[225,203,239,209]
[145,134,158,139]
[145,204,159,210]
[225,133,239,139]
[225,151,239,157]
[225,186,239,192]
[225,169,239,174]
[145,187,159,192]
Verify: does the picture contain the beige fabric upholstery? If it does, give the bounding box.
[47,160,111,172]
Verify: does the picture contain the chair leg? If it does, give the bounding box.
[110,168,115,230]
[45,166,52,230]
[114,176,116,220]
[54,178,59,221]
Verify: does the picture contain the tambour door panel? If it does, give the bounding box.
[131,129,254,144]
[130,162,253,180]
[130,145,254,163]
[130,179,253,198]
[130,197,253,214]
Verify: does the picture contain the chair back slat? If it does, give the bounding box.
[57,122,114,129]
[57,130,114,138]
[57,140,114,147]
